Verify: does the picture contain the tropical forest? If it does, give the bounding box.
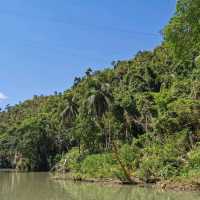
[1,0,200,191]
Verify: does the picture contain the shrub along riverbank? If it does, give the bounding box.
[53,134,200,191]
[1,0,200,190]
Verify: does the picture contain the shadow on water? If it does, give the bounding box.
[0,172,200,200]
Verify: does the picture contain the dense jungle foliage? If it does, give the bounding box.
[1,0,200,183]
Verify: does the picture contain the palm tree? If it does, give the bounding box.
[86,80,137,183]
[86,80,112,149]
[61,95,78,125]
[87,81,112,118]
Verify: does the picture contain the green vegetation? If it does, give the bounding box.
[1,0,200,185]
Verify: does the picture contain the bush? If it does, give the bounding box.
[62,148,84,172]
[119,144,139,169]
[80,153,117,178]
[137,135,186,181]
[138,156,160,181]
[16,158,30,172]
[180,146,200,177]
[187,147,200,170]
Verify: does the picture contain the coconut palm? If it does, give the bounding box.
[61,95,78,125]
[85,80,112,150]
[87,81,112,118]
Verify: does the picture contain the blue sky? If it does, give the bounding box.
[0,0,176,108]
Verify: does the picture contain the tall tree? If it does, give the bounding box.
[61,94,78,126]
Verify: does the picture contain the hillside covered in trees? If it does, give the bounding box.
[1,0,200,184]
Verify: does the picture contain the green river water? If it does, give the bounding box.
[0,171,200,200]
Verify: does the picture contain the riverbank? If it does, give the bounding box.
[1,168,200,192]
[52,173,200,192]
[155,178,200,192]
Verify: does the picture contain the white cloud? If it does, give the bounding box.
[0,92,7,101]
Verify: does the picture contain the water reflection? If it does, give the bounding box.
[0,172,200,200]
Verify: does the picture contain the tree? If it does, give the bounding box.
[87,81,112,118]
[73,77,81,88]
[15,116,58,171]
[61,94,78,126]
[85,80,113,150]
[164,0,200,61]
[85,67,93,77]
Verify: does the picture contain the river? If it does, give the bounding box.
[0,171,200,200]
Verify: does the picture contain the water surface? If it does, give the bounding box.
[0,171,200,200]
